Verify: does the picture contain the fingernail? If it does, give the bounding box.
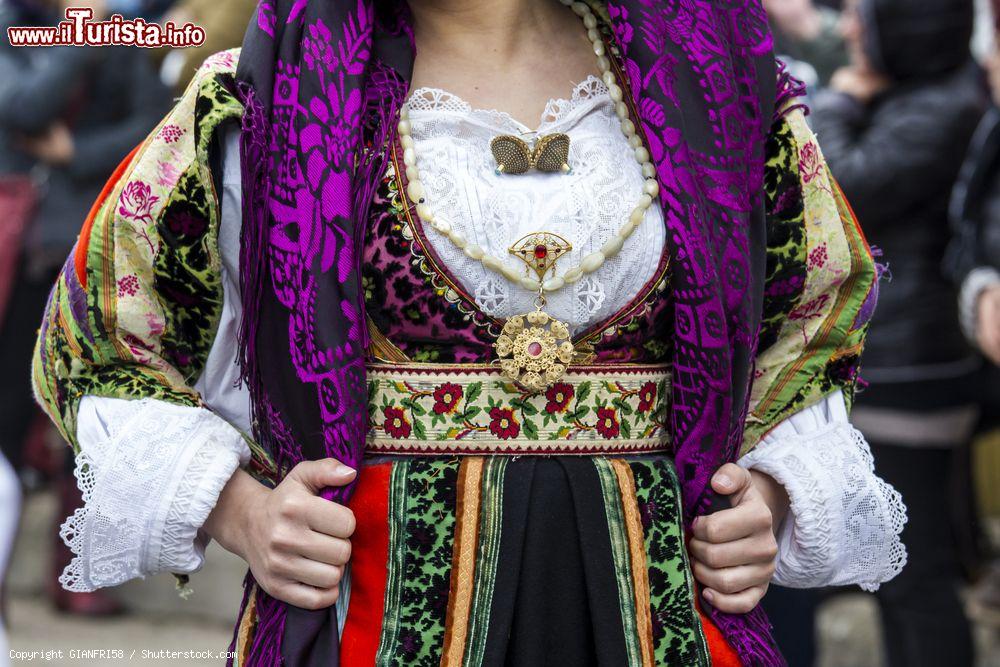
[335,464,357,476]
[703,589,715,602]
[715,473,732,490]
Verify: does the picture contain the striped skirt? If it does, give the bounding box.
[232,455,742,666]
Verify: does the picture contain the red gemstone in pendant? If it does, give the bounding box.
[534,244,548,259]
[527,342,543,356]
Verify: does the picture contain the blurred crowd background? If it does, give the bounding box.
[1,0,1000,665]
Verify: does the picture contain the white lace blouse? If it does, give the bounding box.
[407,78,665,330]
[61,79,906,595]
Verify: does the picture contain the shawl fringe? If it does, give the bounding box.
[774,59,810,122]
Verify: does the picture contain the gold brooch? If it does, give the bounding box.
[508,231,573,280]
[493,232,576,393]
[491,133,571,175]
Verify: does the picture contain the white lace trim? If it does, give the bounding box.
[406,77,666,335]
[738,393,908,591]
[60,397,249,592]
[153,438,244,574]
[408,75,609,132]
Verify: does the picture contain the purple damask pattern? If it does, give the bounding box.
[235,0,784,664]
[235,1,410,664]
[238,2,376,488]
[605,2,781,662]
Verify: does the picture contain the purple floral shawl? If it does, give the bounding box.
[233,1,783,664]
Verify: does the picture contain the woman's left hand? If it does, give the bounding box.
[688,463,789,613]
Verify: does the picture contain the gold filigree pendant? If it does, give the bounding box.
[494,308,574,393]
[494,232,576,393]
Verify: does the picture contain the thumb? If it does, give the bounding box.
[287,458,357,495]
[711,463,752,499]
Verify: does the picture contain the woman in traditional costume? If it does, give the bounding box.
[32,1,906,664]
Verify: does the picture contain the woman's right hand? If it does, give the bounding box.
[204,459,357,610]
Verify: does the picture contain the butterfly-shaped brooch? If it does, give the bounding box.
[490,133,572,175]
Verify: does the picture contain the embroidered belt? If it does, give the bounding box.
[366,363,672,455]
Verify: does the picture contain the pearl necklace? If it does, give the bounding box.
[395,0,660,393]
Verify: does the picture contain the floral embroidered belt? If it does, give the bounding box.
[366,363,672,455]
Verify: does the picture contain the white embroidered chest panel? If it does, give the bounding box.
[407,76,667,335]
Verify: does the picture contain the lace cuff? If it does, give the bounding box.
[59,396,250,592]
[738,391,907,591]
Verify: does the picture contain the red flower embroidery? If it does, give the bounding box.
[117,274,140,298]
[544,383,574,413]
[158,124,184,144]
[789,294,830,322]
[637,382,657,413]
[118,180,158,224]
[596,407,620,438]
[383,406,411,439]
[122,333,149,352]
[799,141,823,183]
[489,407,520,440]
[432,383,463,414]
[203,50,236,69]
[808,244,828,270]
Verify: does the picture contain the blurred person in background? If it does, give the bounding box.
[766,0,848,89]
[811,0,986,664]
[946,0,1000,627]
[950,2,1000,370]
[0,0,170,614]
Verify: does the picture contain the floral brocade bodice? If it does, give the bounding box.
[361,144,674,367]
